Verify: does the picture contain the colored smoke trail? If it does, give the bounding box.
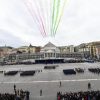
[24,0,67,37]
[53,0,67,36]
[34,0,47,36]
[23,0,44,37]
[51,0,56,36]
[52,0,60,36]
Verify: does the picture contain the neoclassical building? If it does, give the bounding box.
[40,42,60,59]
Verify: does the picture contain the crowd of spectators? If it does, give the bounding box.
[14,85,30,100]
[57,90,100,100]
[15,89,29,100]
[0,90,30,100]
[0,93,15,100]
[0,84,30,100]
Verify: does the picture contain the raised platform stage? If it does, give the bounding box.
[35,59,64,64]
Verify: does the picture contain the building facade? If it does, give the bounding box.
[0,46,13,58]
[78,43,90,58]
[3,42,83,63]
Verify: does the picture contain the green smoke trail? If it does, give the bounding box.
[51,0,56,36]
[53,0,67,36]
[52,0,60,36]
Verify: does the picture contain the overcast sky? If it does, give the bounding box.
[0,0,100,47]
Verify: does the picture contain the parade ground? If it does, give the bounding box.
[0,62,100,100]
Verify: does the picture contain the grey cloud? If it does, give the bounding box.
[0,0,100,46]
[0,29,26,47]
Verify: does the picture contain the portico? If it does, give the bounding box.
[41,42,60,59]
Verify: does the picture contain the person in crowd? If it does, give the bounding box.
[15,95,21,100]
[14,84,17,96]
[59,81,62,87]
[88,82,91,89]
[25,91,30,100]
[40,89,42,96]
[14,84,16,91]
